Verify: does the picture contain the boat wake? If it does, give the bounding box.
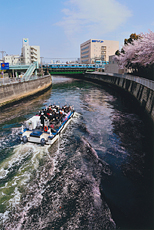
[2,132,116,229]
[0,127,20,151]
[0,142,53,227]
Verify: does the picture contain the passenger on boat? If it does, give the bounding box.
[56,105,59,112]
[44,109,48,117]
[40,113,45,127]
[47,112,53,120]
[47,107,52,113]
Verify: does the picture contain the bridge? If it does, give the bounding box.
[42,63,108,75]
[0,62,39,81]
[0,61,108,81]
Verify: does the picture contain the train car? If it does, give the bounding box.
[44,63,105,69]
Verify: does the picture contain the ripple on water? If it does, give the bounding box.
[2,135,116,230]
[0,78,153,229]
[0,142,54,225]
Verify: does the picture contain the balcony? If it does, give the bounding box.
[30,48,37,55]
[101,46,106,50]
[31,53,37,57]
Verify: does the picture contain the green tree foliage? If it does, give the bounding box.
[115,33,139,56]
[115,50,120,56]
[124,33,140,45]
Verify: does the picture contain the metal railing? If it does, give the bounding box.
[22,62,38,81]
[0,75,49,86]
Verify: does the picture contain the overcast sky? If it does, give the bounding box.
[0,0,154,63]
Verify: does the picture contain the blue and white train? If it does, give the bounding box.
[42,63,108,69]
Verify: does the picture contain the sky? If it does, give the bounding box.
[0,0,154,63]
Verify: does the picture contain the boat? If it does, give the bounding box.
[19,105,74,146]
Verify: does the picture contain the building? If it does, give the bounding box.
[80,39,119,64]
[104,55,125,74]
[3,38,40,65]
[21,38,40,64]
[3,54,21,65]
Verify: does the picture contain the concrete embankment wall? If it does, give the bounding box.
[0,75,52,108]
[84,72,154,122]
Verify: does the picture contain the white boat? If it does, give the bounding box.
[19,106,74,146]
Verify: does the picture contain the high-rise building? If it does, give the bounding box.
[80,39,119,64]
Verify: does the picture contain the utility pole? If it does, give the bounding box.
[0,51,6,61]
[40,57,44,76]
[46,64,49,74]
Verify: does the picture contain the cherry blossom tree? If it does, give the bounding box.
[115,30,154,69]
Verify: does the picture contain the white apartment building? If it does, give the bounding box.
[80,39,119,64]
[21,38,40,64]
[3,55,21,65]
[3,38,40,65]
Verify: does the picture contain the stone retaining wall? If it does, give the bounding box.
[0,75,52,108]
[85,72,154,122]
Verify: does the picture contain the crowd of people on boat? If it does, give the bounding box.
[38,104,73,131]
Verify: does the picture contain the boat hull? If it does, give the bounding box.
[19,111,74,146]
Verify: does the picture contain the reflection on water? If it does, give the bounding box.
[0,76,153,229]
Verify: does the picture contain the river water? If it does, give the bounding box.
[0,76,153,229]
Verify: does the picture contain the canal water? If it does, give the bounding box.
[0,76,153,229]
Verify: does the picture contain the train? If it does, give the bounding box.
[41,63,109,69]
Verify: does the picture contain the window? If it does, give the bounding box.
[101,46,106,50]
[81,55,89,58]
[81,59,89,63]
[81,46,89,51]
[81,51,89,55]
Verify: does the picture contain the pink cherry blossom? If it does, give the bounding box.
[115,30,154,69]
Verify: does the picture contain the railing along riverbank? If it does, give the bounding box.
[88,72,154,91]
[0,75,44,86]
